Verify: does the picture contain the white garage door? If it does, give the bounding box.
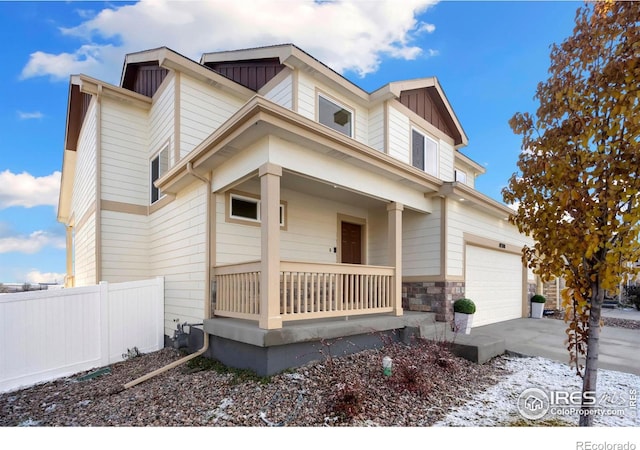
[464,245,523,327]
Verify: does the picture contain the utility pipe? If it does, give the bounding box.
[120,162,213,391]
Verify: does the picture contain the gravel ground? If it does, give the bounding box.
[0,339,504,427]
[2,315,637,428]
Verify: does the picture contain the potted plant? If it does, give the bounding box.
[453,298,476,334]
[530,294,546,319]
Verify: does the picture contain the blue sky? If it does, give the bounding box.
[0,0,582,284]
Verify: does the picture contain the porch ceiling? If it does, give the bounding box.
[280,170,389,210]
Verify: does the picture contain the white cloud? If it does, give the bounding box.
[21,0,439,84]
[0,231,66,254]
[17,111,44,120]
[24,270,66,284]
[0,170,61,209]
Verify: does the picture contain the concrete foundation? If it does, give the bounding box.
[202,313,438,376]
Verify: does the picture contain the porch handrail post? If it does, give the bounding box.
[387,202,404,316]
[259,163,283,329]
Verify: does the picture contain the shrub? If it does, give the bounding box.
[453,298,476,314]
[530,294,547,304]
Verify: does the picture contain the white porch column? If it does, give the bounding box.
[259,163,283,329]
[388,202,403,316]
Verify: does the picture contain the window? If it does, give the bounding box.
[318,94,353,137]
[455,169,468,184]
[150,146,169,203]
[230,195,260,222]
[411,128,438,176]
[229,193,285,227]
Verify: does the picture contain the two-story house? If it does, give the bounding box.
[58,44,534,373]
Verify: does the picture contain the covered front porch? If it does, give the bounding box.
[211,163,406,330]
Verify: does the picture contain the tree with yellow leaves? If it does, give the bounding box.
[503,1,640,426]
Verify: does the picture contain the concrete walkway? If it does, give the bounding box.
[472,314,640,375]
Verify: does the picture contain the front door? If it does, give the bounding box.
[341,222,362,264]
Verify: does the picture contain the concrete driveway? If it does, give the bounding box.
[471,311,640,375]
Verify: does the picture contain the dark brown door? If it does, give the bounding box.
[341,222,362,264]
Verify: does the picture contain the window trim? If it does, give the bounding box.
[410,126,439,177]
[455,168,468,184]
[317,92,354,138]
[226,191,287,229]
[150,144,169,204]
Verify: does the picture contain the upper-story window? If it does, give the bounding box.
[455,169,468,184]
[150,145,169,204]
[411,128,438,177]
[318,94,353,137]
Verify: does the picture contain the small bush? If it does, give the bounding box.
[453,298,476,314]
[331,379,366,422]
[530,294,547,304]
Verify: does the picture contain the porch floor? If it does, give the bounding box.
[203,311,440,348]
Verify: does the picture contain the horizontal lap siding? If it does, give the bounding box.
[403,205,441,277]
[74,214,96,286]
[72,100,98,286]
[100,211,149,282]
[368,104,384,152]
[101,99,149,205]
[72,100,97,222]
[149,76,174,162]
[368,208,387,266]
[388,106,410,164]
[297,72,315,120]
[149,181,207,335]
[439,141,454,182]
[264,73,292,109]
[447,200,532,278]
[216,183,375,266]
[180,76,244,157]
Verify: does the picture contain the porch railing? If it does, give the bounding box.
[214,261,395,323]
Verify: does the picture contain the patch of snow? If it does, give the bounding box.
[435,355,639,426]
[205,397,233,423]
[18,418,40,427]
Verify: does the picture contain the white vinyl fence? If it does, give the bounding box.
[0,277,164,393]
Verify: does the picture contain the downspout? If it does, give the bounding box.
[120,162,212,390]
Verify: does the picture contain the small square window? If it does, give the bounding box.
[455,169,468,184]
[318,95,353,137]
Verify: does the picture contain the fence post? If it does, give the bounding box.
[155,276,165,349]
[99,281,110,366]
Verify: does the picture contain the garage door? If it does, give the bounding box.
[464,245,523,327]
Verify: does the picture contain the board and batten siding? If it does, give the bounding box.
[263,72,293,109]
[402,204,441,277]
[179,76,244,157]
[148,181,207,336]
[446,199,532,278]
[100,210,150,282]
[100,98,149,205]
[149,74,175,163]
[71,99,98,286]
